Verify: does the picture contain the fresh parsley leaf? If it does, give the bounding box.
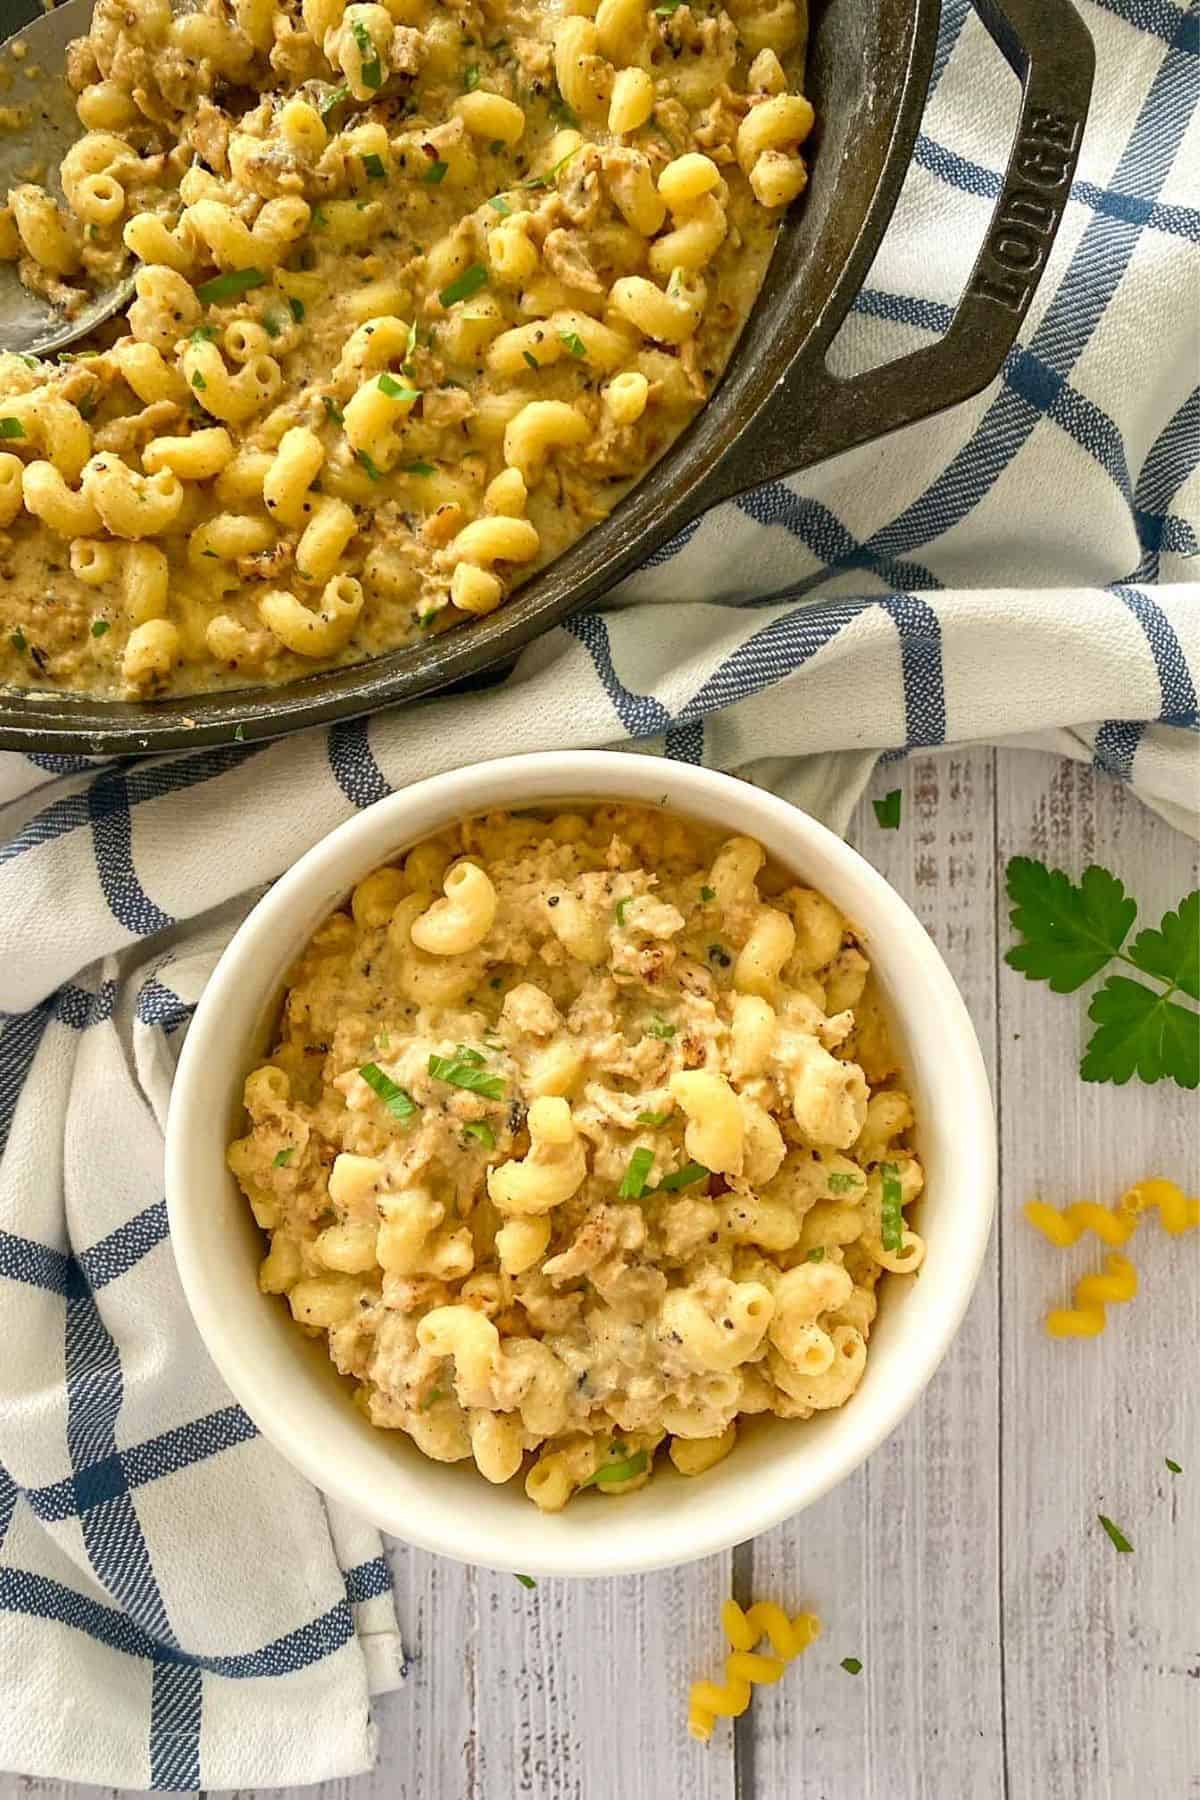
[188,325,218,343]
[873,788,902,830]
[1127,891,1199,1001]
[656,1161,708,1192]
[636,1110,669,1127]
[319,84,349,116]
[827,1171,862,1194]
[91,619,110,638]
[560,329,586,359]
[405,461,435,476]
[9,630,27,652]
[488,194,512,215]
[840,1657,863,1675]
[455,1044,486,1066]
[1097,1514,1133,1554]
[514,1573,537,1589]
[646,1015,675,1040]
[423,158,449,184]
[439,264,488,307]
[1081,976,1199,1089]
[519,145,581,190]
[806,1246,825,1262]
[196,267,266,305]
[522,350,540,370]
[879,1161,903,1252]
[289,296,305,323]
[359,1062,418,1121]
[378,372,419,402]
[356,449,383,480]
[428,1054,504,1099]
[323,396,345,426]
[1166,1458,1182,1474]
[191,371,207,390]
[463,1121,496,1148]
[0,416,26,439]
[619,1146,655,1199]
[699,885,716,902]
[463,64,480,90]
[362,151,387,180]
[1005,857,1137,994]
[273,1147,295,1167]
[615,896,633,926]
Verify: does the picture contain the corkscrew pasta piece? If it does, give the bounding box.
[1044,1253,1138,1339]
[1121,1176,1199,1234]
[688,1598,821,1742]
[1025,1177,1198,1247]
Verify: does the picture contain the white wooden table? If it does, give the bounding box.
[4,748,1196,1800]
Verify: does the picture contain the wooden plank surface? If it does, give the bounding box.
[2,748,1195,1800]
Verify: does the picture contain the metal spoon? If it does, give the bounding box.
[0,0,134,357]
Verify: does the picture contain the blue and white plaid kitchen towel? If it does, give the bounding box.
[1,0,1198,1787]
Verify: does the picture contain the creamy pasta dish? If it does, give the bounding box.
[0,0,812,700]
[227,805,926,1508]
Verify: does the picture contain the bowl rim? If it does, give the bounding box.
[165,751,996,1576]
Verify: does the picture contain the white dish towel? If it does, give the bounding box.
[1,0,1197,1786]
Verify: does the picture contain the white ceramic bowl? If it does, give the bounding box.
[166,752,995,1578]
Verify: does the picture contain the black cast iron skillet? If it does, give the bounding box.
[0,0,1093,755]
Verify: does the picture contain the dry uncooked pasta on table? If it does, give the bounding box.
[227,805,927,1508]
[0,0,814,698]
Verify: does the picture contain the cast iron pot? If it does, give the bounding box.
[0,0,1093,754]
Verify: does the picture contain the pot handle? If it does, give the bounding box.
[695,0,1095,505]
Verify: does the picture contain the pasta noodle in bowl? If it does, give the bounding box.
[166,752,995,1575]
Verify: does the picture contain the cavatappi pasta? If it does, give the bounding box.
[0,0,813,699]
[226,805,926,1508]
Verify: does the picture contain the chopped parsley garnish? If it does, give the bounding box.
[827,1171,863,1194]
[262,309,285,338]
[351,19,383,87]
[636,1110,669,1127]
[523,350,540,371]
[463,1120,496,1149]
[423,159,449,184]
[579,1447,648,1489]
[196,267,266,305]
[428,1053,504,1099]
[520,144,581,190]
[488,194,512,215]
[323,396,345,426]
[548,91,578,128]
[319,84,349,116]
[9,630,27,652]
[439,263,488,307]
[840,1657,863,1675]
[358,1061,418,1121]
[1097,1514,1133,1553]
[405,461,435,476]
[699,885,716,902]
[806,1246,826,1262]
[191,371,207,389]
[273,1147,295,1167]
[873,788,902,829]
[455,1043,486,1066]
[615,897,633,926]
[560,329,586,359]
[463,64,480,90]
[879,1161,904,1252]
[90,619,110,638]
[289,296,305,322]
[1166,1458,1182,1474]
[378,372,419,402]
[0,417,26,439]
[618,1146,655,1199]
[362,151,387,180]
[646,1015,675,1039]
[356,449,383,480]
[657,1161,708,1192]
[188,325,218,343]
[514,1573,537,1589]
